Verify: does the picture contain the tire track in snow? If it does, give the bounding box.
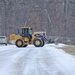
[42,45,75,75]
[37,47,64,75]
[22,48,40,75]
[22,47,54,75]
[35,47,56,75]
[23,45,65,75]
[0,46,22,70]
[10,48,32,75]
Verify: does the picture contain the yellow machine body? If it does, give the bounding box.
[9,32,36,45]
[9,27,45,47]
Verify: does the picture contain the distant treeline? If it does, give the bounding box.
[0,0,75,38]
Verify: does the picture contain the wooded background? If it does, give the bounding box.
[0,0,75,38]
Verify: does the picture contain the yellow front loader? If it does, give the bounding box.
[9,27,45,47]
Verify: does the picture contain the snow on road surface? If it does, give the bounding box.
[0,44,75,75]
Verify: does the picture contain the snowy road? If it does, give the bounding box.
[0,44,75,75]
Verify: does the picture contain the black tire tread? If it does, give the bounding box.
[15,39,24,47]
[33,38,43,47]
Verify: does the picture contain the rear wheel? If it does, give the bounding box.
[41,40,45,47]
[15,39,24,47]
[5,43,7,46]
[33,38,43,47]
[23,45,28,47]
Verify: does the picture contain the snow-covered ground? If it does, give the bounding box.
[0,44,75,75]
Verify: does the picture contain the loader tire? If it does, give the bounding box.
[5,44,7,46]
[16,39,24,47]
[33,38,43,47]
[41,40,45,47]
[23,45,28,47]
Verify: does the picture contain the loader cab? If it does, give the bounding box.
[22,27,32,35]
[19,27,33,38]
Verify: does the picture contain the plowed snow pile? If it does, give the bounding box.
[0,44,75,75]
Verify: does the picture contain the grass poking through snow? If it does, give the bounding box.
[57,45,75,55]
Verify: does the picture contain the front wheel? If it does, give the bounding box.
[33,38,43,47]
[41,40,45,47]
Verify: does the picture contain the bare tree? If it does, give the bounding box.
[0,0,75,38]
